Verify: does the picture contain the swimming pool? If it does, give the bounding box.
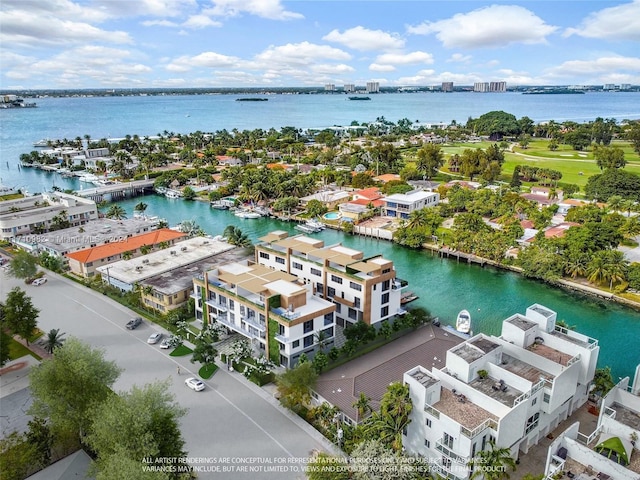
[323,211,342,220]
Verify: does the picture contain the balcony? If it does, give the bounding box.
[435,439,468,464]
[205,299,227,312]
[460,418,498,439]
[243,315,266,332]
[271,307,300,321]
[275,334,289,343]
[424,404,440,419]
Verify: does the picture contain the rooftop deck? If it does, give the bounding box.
[469,376,523,407]
[450,337,500,363]
[611,402,640,431]
[527,343,574,366]
[432,387,499,430]
[502,353,555,384]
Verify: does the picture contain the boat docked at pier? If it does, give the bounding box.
[400,291,419,305]
[234,209,261,219]
[456,310,471,334]
[165,189,183,198]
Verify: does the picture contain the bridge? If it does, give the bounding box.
[75,179,155,201]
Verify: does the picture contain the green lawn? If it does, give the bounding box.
[8,337,42,361]
[199,364,218,379]
[170,344,193,357]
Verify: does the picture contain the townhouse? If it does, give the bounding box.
[193,259,336,367]
[254,231,407,328]
[382,189,440,219]
[545,374,640,480]
[403,304,599,480]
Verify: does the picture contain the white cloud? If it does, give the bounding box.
[408,5,557,48]
[142,20,180,27]
[375,51,434,66]
[204,0,303,20]
[93,0,197,18]
[166,51,242,71]
[396,70,482,86]
[182,14,222,29]
[1,8,132,46]
[547,56,640,76]
[311,64,355,75]
[370,64,396,72]
[564,0,640,40]
[323,26,404,51]
[447,53,472,63]
[254,42,351,67]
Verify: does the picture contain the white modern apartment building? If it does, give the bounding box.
[545,373,640,480]
[0,192,98,240]
[254,231,407,328]
[382,189,440,219]
[366,81,380,93]
[344,84,356,93]
[403,304,599,480]
[193,259,336,367]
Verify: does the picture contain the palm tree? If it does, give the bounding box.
[352,392,372,423]
[607,195,624,213]
[314,330,328,352]
[223,226,252,248]
[467,441,517,480]
[564,256,588,279]
[105,205,126,220]
[134,202,148,215]
[406,208,429,230]
[43,328,66,354]
[586,251,608,285]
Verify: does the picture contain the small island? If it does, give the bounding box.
[235,97,268,101]
[348,96,371,100]
[523,89,585,95]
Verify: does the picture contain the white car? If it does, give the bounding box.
[185,377,205,392]
[147,332,163,344]
[159,336,175,349]
[31,277,47,286]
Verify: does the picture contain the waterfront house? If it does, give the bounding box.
[403,304,599,479]
[193,259,336,367]
[299,190,350,210]
[382,189,440,219]
[544,373,640,480]
[66,228,187,278]
[0,192,98,241]
[254,231,407,328]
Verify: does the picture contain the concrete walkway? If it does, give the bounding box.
[512,404,599,479]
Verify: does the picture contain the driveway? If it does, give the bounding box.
[0,270,334,479]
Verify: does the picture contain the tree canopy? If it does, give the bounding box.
[8,251,38,280]
[2,287,39,344]
[467,111,520,140]
[585,168,640,202]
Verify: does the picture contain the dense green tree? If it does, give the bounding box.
[0,431,39,480]
[353,392,372,423]
[0,330,11,366]
[467,111,520,139]
[306,451,351,480]
[25,417,53,469]
[594,145,626,170]
[8,250,38,280]
[592,366,615,397]
[86,381,186,479]
[351,172,375,189]
[312,351,328,374]
[563,127,592,151]
[38,251,63,272]
[625,121,640,154]
[518,244,564,282]
[182,185,196,200]
[2,287,39,344]
[415,143,444,179]
[467,441,517,480]
[627,263,640,290]
[29,338,122,441]
[191,340,217,368]
[306,199,328,218]
[276,361,317,414]
[366,383,413,452]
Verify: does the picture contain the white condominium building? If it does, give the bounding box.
[366,81,380,93]
[255,231,408,328]
[193,259,336,368]
[403,304,599,480]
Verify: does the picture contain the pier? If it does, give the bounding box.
[75,179,155,201]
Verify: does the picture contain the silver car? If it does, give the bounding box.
[185,377,205,392]
[147,332,163,344]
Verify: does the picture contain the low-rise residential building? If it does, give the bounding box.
[12,217,161,259]
[66,228,188,278]
[255,231,407,328]
[193,260,336,367]
[403,304,599,480]
[382,189,440,219]
[96,237,234,292]
[142,248,248,313]
[544,375,640,480]
[0,192,98,240]
[299,190,350,210]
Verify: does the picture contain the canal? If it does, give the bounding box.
[109,194,640,381]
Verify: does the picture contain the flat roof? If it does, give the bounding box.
[14,217,161,253]
[67,228,186,263]
[142,249,249,295]
[384,190,437,202]
[349,261,381,274]
[97,237,234,283]
[265,279,306,296]
[507,314,537,331]
[433,387,499,429]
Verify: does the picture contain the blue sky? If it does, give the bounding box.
[1,0,639,89]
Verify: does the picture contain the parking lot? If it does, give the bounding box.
[0,269,335,479]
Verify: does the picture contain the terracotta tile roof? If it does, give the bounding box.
[66,229,186,264]
[349,198,384,208]
[374,173,401,183]
[354,187,382,200]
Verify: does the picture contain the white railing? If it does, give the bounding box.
[460,418,498,438]
[424,404,440,418]
[435,439,468,464]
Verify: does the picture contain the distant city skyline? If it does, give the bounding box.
[1,0,639,90]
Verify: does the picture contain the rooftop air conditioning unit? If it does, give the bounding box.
[142,259,149,264]
[181,246,187,251]
[170,250,177,255]
[136,266,143,271]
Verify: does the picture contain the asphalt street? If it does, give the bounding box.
[0,269,336,479]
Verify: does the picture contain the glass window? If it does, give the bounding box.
[292,340,299,348]
[382,280,390,291]
[543,393,550,403]
[311,268,321,276]
[324,312,334,325]
[328,287,336,298]
[259,251,269,259]
[292,262,303,270]
[381,306,389,318]
[275,256,285,264]
[348,308,357,320]
[381,292,389,304]
[303,320,313,333]
[331,275,343,284]
[349,281,362,291]
[303,335,314,348]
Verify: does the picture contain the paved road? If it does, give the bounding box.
[0,270,334,479]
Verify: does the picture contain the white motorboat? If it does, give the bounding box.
[305,218,326,230]
[456,310,471,334]
[165,189,183,198]
[295,224,319,234]
[234,209,261,219]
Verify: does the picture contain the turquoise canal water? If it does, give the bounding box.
[109,195,640,381]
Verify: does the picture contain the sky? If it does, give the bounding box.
[1,0,639,90]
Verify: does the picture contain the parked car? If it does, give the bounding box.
[31,277,47,286]
[126,317,142,330]
[185,377,205,392]
[147,332,163,344]
[159,336,176,349]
